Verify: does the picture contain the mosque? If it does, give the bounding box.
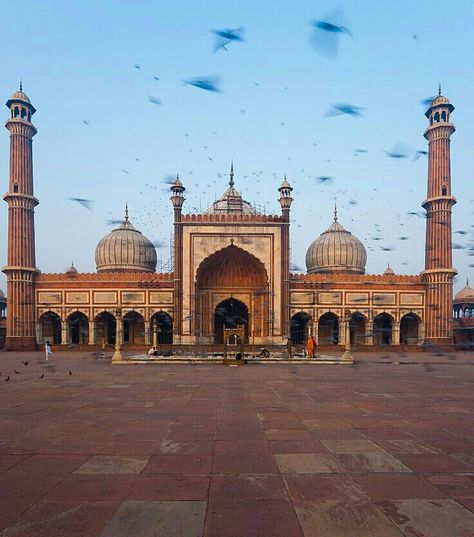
[1,86,472,352]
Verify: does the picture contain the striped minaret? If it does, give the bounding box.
[422,88,456,345]
[2,86,39,350]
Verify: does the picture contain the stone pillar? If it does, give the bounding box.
[418,323,425,345]
[61,320,68,345]
[392,321,400,345]
[365,319,374,346]
[144,326,151,345]
[153,319,158,348]
[35,321,42,345]
[88,320,95,345]
[339,321,346,346]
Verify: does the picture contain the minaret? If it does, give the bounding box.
[278,176,293,339]
[2,86,39,350]
[422,88,456,345]
[170,175,185,339]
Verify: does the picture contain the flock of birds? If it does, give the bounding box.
[1,359,73,382]
[59,9,474,277]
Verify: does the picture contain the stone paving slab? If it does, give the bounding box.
[1,350,474,535]
[99,500,207,537]
[379,498,474,536]
[74,455,150,475]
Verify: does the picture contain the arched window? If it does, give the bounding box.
[441,111,447,122]
[13,183,18,193]
[14,107,19,117]
[27,112,31,121]
[441,185,447,196]
[434,112,440,122]
[20,108,26,118]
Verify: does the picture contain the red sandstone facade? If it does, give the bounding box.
[1,88,459,351]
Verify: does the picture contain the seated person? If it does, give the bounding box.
[147,346,157,357]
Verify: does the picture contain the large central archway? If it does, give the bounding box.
[214,298,249,344]
[194,245,269,343]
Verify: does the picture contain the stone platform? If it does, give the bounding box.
[1,350,474,536]
[115,353,350,365]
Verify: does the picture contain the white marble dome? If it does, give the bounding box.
[305,211,367,274]
[95,209,157,273]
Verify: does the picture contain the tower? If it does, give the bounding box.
[278,176,293,338]
[2,86,39,350]
[422,89,456,345]
[170,175,185,339]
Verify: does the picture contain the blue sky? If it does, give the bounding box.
[0,0,473,291]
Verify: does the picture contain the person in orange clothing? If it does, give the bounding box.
[306,335,315,358]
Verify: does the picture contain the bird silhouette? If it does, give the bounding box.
[325,103,364,117]
[211,27,245,52]
[67,198,94,212]
[310,9,352,58]
[184,76,222,93]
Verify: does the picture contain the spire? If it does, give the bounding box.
[229,161,234,187]
[334,203,338,222]
[19,79,23,92]
[438,83,442,96]
[125,203,129,221]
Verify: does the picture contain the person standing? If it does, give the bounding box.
[311,335,317,358]
[306,336,315,359]
[45,341,52,361]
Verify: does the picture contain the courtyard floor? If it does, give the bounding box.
[1,350,474,536]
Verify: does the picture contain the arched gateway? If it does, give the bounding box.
[194,244,269,344]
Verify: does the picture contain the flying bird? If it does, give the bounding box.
[310,9,352,58]
[325,103,364,117]
[413,150,428,161]
[68,198,94,212]
[316,176,334,184]
[420,95,437,107]
[147,96,162,105]
[211,27,245,52]
[184,76,222,93]
[384,144,410,159]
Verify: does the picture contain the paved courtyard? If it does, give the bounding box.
[1,351,474,536]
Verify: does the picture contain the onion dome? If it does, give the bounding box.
[305,207,367,274]
[65,262,78,277]
[10,90,31,104]
[204,163,259,215]
[95,206,157,273]
[384,263,394,275]
[455,280,474,302]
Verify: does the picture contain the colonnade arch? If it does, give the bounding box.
[317,312,339,345]
[150,311,173,344]
[38,311,61,344]
[290,312,311,345]
[67,311,89,345]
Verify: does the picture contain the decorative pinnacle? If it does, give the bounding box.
[468,278,470,286]
[125,203,129,220]
[19,79,23,92]
[229,161,234,187]
[334,203,338,222]
[438,83,442,96]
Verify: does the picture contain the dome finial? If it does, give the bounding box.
[468,277,470,286]
[125,203,129,220]
[438,83,442,96]
[334,203,338,222]
[19,79,23,92]
[229,160,235,187]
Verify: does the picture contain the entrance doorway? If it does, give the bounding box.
[214,298,249,344]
